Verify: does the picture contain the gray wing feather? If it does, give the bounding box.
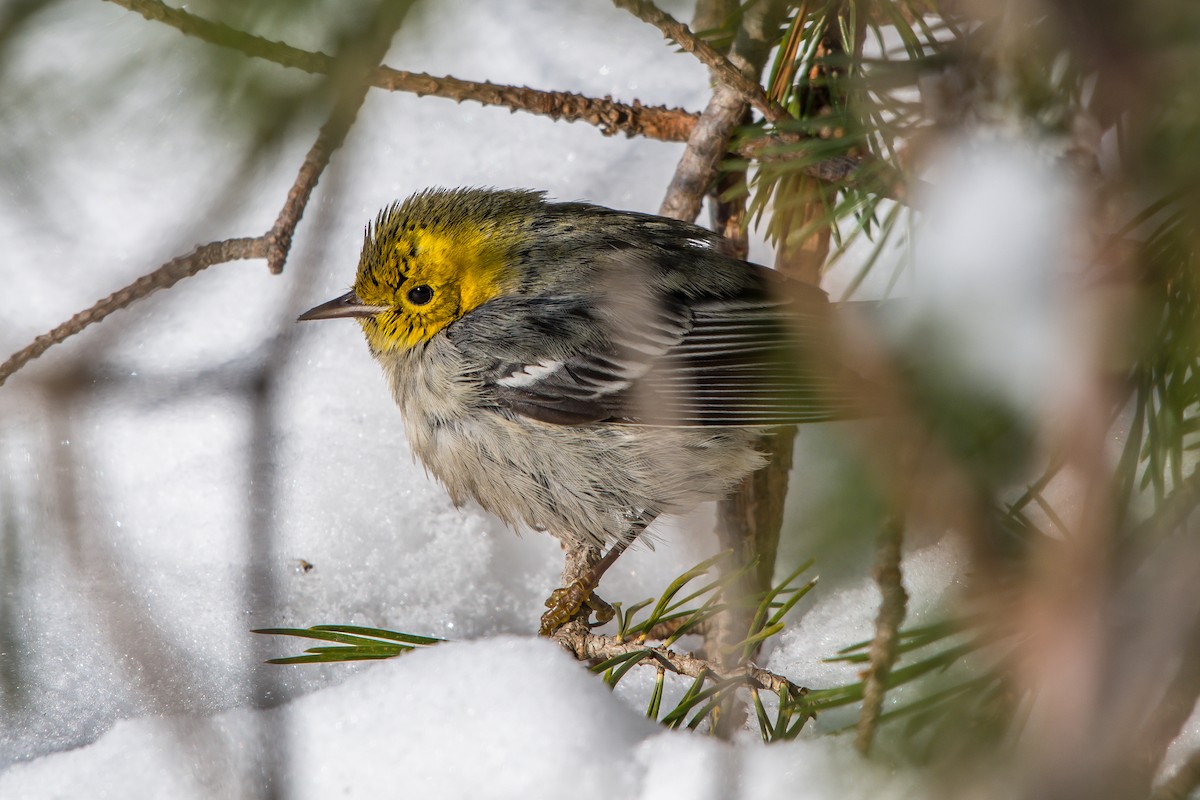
[446,268,862,427]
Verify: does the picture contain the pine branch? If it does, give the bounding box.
[265,0,411,274]
[659,85,749,221]
[657,0,789,223]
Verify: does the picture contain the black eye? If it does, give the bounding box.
[406,285,434,306]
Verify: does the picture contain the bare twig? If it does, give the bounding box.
[553,623,803,696]
[1,2,411,386]
[0,238,265,387]
[104,0,699,143]
[611,0,790,125]
[856,514,908,754]
[105,0,906,200]
[658,0,787,223]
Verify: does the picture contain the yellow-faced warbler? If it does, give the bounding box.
[299,187,862,634]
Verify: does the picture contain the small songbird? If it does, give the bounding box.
[299,187,862,633]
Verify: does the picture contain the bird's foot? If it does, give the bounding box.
[538,581,613,636]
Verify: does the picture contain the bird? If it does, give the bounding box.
[298,187,864,634]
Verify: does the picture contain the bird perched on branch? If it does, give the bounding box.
[299,187,863,634]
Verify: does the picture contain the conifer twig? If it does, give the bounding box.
[266,0,411,273]
[659,85,748,222]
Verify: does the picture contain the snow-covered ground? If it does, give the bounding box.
[6,2,1192,798]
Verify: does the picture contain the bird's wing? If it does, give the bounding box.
[446,276,864,427]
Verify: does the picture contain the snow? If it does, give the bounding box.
[0,635,933,800]
[4,2,1188,798]
[0,638,651,799]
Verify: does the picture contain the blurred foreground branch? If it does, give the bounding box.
[855,514,907,754]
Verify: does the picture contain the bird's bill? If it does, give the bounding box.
[297,291,389,321]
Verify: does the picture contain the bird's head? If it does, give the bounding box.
[299,188,540,354]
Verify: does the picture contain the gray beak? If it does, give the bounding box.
[297,291,389,321]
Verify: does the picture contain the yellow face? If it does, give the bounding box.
[353,199,522,354]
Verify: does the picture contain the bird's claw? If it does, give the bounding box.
[538,580,612,635]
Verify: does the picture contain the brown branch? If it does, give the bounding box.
[553,623,803,696]
[659,0,789,227]
[0,238,266,387]
[855,514,908,755]
[1,2,410,386]
[104,0,699,143]
[659,85,747,221]
[611,0,790,125]
[106,0,909,200]
[373,72,699,143]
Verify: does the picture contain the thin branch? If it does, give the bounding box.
[104,0,699,143]
[374,74,699,142]
[659,0,789,229]
[0,238,266,387]
[553,622,803,696]
[611,0,790,125]
[657,0,740,223]
[105,0,907,200]
[1,1,410,386]
[856,514,908,754]
[264,0,413,273]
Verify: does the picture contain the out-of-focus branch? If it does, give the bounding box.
[0,1,411,386]
[1151,747,1200,800]
[855,514,908,754]
[264,0,412,273]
